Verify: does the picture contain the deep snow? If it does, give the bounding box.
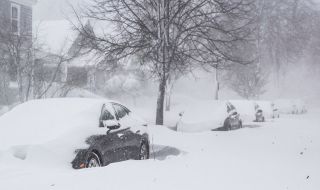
[0,105,319,190]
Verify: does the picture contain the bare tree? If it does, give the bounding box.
[0,14,35,102]
[73,0,255,125]
[254,0,316,88]
[224,62,268,99]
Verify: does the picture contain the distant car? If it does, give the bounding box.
[292,99,307,114]
[0,98,149,169]
[271,102,280,118]
[274,99,307,115]
[254,103,265,122]
[223,102,243,130]
[254,109,265,122]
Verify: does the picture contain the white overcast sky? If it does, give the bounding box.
[33,0,83,21]
[34,0,320,21]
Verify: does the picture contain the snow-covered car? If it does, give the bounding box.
[255,100,278,120]
[292,99,307,114]
[176,100,242,132]
[271,102,280,118]
[223,102,242,130]
[254,109,265,122]
[274,99,307,114]
[229,100,256,123]
[0,98,149,169]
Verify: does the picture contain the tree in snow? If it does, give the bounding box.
[253,0,317,88]
[73,0,256,125]
[224,62,268,99]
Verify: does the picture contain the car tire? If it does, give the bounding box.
[139,141,149,160]
[86,152,101,168]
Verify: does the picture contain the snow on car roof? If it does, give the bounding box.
[0,98,114,150]
[178,100,228,132]
[229,100,256,122]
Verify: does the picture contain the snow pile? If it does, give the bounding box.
[0,105,9,116]
[255,100,274,119]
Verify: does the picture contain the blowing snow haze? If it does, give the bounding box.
[1,0,320,189]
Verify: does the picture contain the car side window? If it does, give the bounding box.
[101,109,115,121]
[112,104,130,120]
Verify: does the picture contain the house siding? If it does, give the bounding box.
[0,0,10,21]
[0,1,33,35]
[20,4,32,35]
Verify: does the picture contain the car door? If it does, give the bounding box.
[112,103,142,160]
[98,103,128,163]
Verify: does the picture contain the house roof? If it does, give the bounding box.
[35,19,117,67]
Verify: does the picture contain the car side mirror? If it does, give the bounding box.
[103,120,120,130]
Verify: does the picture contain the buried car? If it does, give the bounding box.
[254,103,265,122]
[223,102,243,130]
[176,100,242,132]
[0,98,149,169]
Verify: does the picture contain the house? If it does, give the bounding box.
[0,0,37,36]
[0,0,37,104]
[35,19,146,98]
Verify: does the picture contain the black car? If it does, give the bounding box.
[0,98,150,169]
[71,102,150,169]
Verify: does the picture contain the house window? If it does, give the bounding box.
[11,3,20,35]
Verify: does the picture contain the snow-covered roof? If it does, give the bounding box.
[34,19,117,67]
[68,51,104,68]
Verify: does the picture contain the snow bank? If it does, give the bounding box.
[1,109,320,190]
[0,106,9,116]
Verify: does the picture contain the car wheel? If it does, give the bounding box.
[86,152,101,168]
[139,142,149,160]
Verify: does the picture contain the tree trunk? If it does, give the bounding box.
[165,77,173,111]
[156,75,166,125]
[165,91,171,111]
[17,66,24,102]
[214,67,219,100]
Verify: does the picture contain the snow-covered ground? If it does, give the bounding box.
[0,105,319,190]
